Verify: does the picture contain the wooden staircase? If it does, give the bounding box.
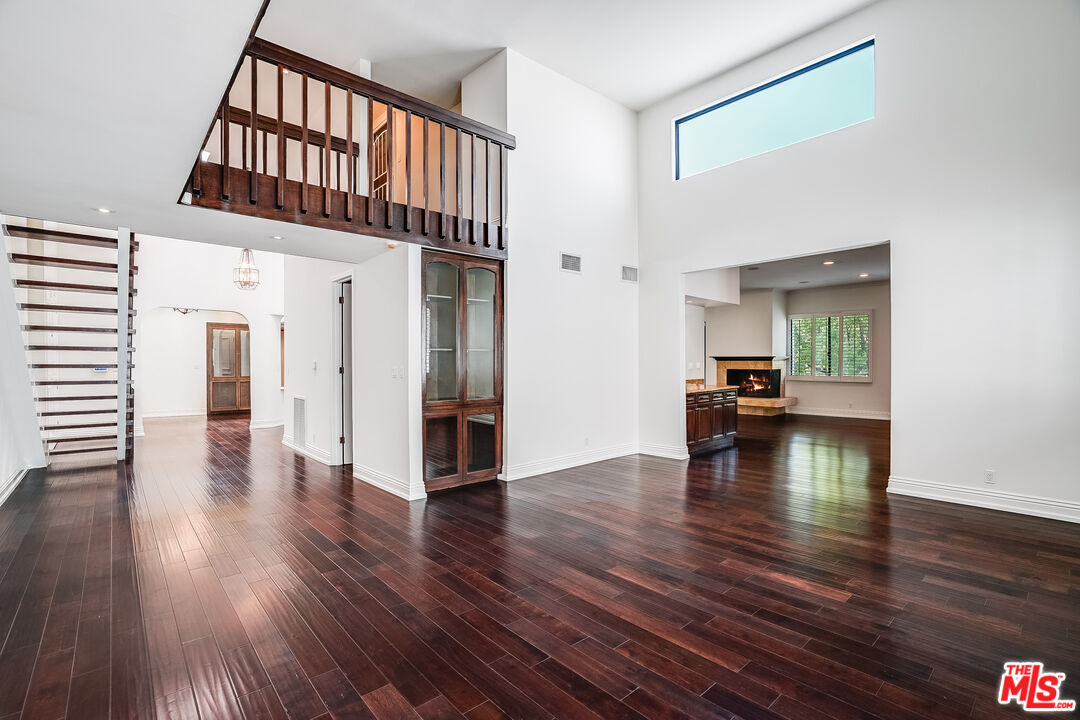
[3,220,137,462]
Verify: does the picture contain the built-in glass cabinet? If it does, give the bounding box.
[423,251,503,490]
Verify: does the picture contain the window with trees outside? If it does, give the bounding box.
[789,312,871,381]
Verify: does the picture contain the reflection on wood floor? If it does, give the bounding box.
[0,413,1076,719]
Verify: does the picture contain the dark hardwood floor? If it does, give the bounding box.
[0,413,1076,719]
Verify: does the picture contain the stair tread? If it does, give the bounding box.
[30,363,133,369]
[33,380,118,386]
[48,445,118,457]
[39,409,134,417]
[18,303,136,315]
[15,279,136,295]
[42,421,133,431]
[22,325,132,333]
[3,224,138,250]
[27,345,123,351]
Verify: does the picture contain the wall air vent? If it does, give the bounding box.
[293,397,306,448]
[621,265,639,283]
[560,252,582,273]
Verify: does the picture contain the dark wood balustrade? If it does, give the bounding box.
[184,38,515,260]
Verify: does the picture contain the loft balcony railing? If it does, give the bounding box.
[183,38,516,259]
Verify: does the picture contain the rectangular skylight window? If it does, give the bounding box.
[675,39,875,179]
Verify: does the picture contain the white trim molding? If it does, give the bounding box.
[788,407,890,421]
[140,410,205,419]
[888,475,1080,525]
[0,467,29,509]
[500,443,639,482]
[637,443,691,461]
[249,419,284,431]
[281,434,333,465]
[353,464,425,502]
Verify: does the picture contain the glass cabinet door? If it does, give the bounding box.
[212,328,237,377]
[466,267,496,401]
[424,414,460,483]
[425,261,459,401]
[466,411,498,475]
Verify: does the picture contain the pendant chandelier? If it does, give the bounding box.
[233,248,260,290]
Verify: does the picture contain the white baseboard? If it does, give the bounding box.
[788,407,891,421]
[281,435,333,465]
[140,410,205,419]
[637,443,691,461]
[0,467,30,509]
[888,475,1080,524]
[500,443,638,482]
[249,419,284,431]
[353,464,425,502]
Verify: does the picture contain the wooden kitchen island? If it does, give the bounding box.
[686,384,738,455]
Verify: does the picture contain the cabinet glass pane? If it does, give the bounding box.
[240,329,251,377]
[212,329,236,377]
[425,262,459,400]
[466,413,497,473]
[466,268,496,400]
[425,415,458,479]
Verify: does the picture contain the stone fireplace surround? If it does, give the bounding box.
[712,356,798,416]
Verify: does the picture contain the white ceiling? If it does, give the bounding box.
[0,0,389,264]
[0,0,876,263]
[739,243,890,290]
[259,0,879,110]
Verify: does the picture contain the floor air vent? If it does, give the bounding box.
[621,265,639,282]
[560,252,582,273]
[293,397,306,448]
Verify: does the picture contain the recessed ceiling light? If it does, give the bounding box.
[859,273,869,278]
[822,260,835,266]
[96,207,112,214]
[747,266,759,271]
[271,235,282,240]
[799,280,810,284]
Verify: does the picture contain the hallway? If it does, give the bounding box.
[0,415,1077,719]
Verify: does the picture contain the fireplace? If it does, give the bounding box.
[727,369,781,398]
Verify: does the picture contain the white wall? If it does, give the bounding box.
[0,249,46,504]
[704,289,781,384]
[785,281,890,419]
[134,235,285,432]
[136,308,248,432]
[351,245,424,500]
[463,49,641,478]
[638,0,1080,520]
[282,255,353,464]
[684,304,705,381]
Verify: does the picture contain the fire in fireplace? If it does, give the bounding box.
[727,369,781,398]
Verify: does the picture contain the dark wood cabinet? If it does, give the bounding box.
[686,386,737,455]
[422,251,503,491]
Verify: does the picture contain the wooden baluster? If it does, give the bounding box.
[242,123,247,171]
[250,60,258,204]
[456,129,462,242]
[324,81,331,217]
[404,109,412,232]
[422,118,429,236]
[336,152,341,193]
[301,73,308,214]
[439,122,446,239]
[262,131,268,177]
[221,104,230,200]
[366,97,374,225]
[346,89,354,222]
[276,64,285,209]
[499,144,507,250]
[484,138,490,247]
[470,133,477,245]
[318,147,323,187]
[386,104,394,229]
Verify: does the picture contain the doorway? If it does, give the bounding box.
[331,277,353,465]
[206,322,251,415]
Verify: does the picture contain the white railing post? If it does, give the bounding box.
[116,227,131,461]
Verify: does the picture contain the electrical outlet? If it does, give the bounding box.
[984,469,996,485]
[584,437,590,447]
